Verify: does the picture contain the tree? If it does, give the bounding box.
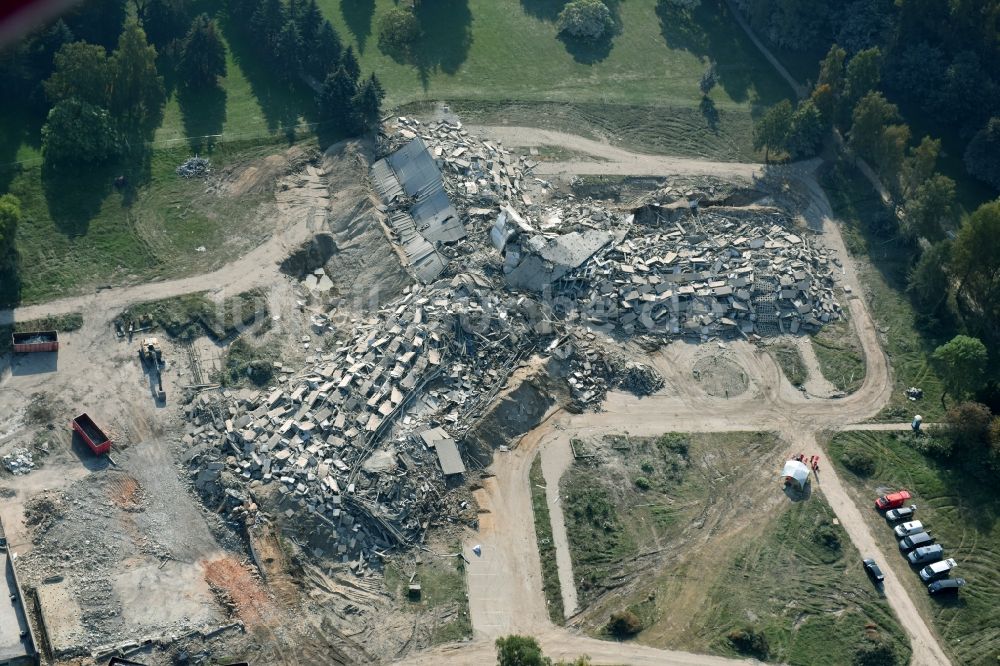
[179,14,226,88]
[753,99,793,162]
[844,47,881,108]
[876,123,911,183]
[849,91,909,178]
[786,100,825,158]
[907,241,951,319]
[952,200,1000,341]
[274,20,304,76]
[853,634,898,666]
[809,83,836,125]
[903,174,955,241]
[251,0,285,53]
[556,0,614,42]
[817,44,847,97]
[308,20,342,79]
[661,0,701,12]
[495,635,550,666]
[110,16,166,133]
[377,7,421,59]
[44,41,112,106]
[352,73,385,132]
[0,194,22,258]
[295,0,323,49]
[41,98,119,165]
[341,45,361,83]
[318,66,358,131]
[945,401,992,454]
[932,335,988,403]
[698,60,716,96]
[901,136,941,197]
[606,610,643,637]
[965,117,1000,191]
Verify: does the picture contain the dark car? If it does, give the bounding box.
[863,558,884,584]
[885,504,917,522]
[907,544,944,565]
[928,578,966,595]
[899,531,934,552]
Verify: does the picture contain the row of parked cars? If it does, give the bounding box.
[868,490,966,595]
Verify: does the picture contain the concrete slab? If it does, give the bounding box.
[36,579,84,657]
[111,559,221,633]
[0,550,34,665]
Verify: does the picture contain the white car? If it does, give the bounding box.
[919,558,957,582]
[893,520,924,538]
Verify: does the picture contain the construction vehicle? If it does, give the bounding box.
[137,337,167,402]
[71,413,112,454]
[137,337,163,366]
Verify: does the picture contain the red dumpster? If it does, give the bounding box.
[71,413,112,455]
[12,331,59,353]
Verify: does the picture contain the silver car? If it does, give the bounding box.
[893,520,924,538]
[907,544,944,565]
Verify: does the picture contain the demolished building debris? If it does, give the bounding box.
[181,116,843,573]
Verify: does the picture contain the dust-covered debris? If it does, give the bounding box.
[176,156,211,178]
[2,446,34,475]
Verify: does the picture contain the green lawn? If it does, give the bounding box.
[828,431,1000,666]
[4,138,286,305]
[769,340,807,386]
[384,541,472,645]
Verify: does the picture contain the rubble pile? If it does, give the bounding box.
[183,274,557,565]
[389,116,539,207]
[176,156,211,178]
[554,207,842,339]
[2,446,34,475]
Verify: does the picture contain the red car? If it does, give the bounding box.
[876,490,912,511]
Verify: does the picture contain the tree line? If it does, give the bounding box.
[737,0,1000,193]
[228,0,384,135]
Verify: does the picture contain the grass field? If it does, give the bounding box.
[810,311,866,394]
[383,542,472,645]
[1,137,294,306]
[828,431,1000,665]
[561,431,910,663]
[529,455,565,623]
[769,341,807,387]
[820,160,948,420]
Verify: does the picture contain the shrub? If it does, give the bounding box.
[854,635,898,666]
[727,626,769,659]
[945,401,992,453]
[840,445,876,476]
[634,476,651,491]
[557,0,614,41]
[607,610,643,638]
[377,7,421,58]
[813,520,842,551]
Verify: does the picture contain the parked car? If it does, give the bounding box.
[899,532,934,552]
[885,505,917,522]
[928,578,966,595]
[863,558,884,584]
[919,558,957,582]
[893,520,925,538]
[907,544,944,565]
[876,490,912,511]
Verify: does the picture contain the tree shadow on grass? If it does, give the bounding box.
[519,0,569,21]
[411,0,473,87]
[700,95,720,132]
[219,18,313,141]
[558,32,614,64]
[657,0,785,105]
[178,84,228,154]
[341,0,376,53]
[40,161,117,236]
[0,254,22,308]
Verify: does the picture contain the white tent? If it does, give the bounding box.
[782,460,810,489]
